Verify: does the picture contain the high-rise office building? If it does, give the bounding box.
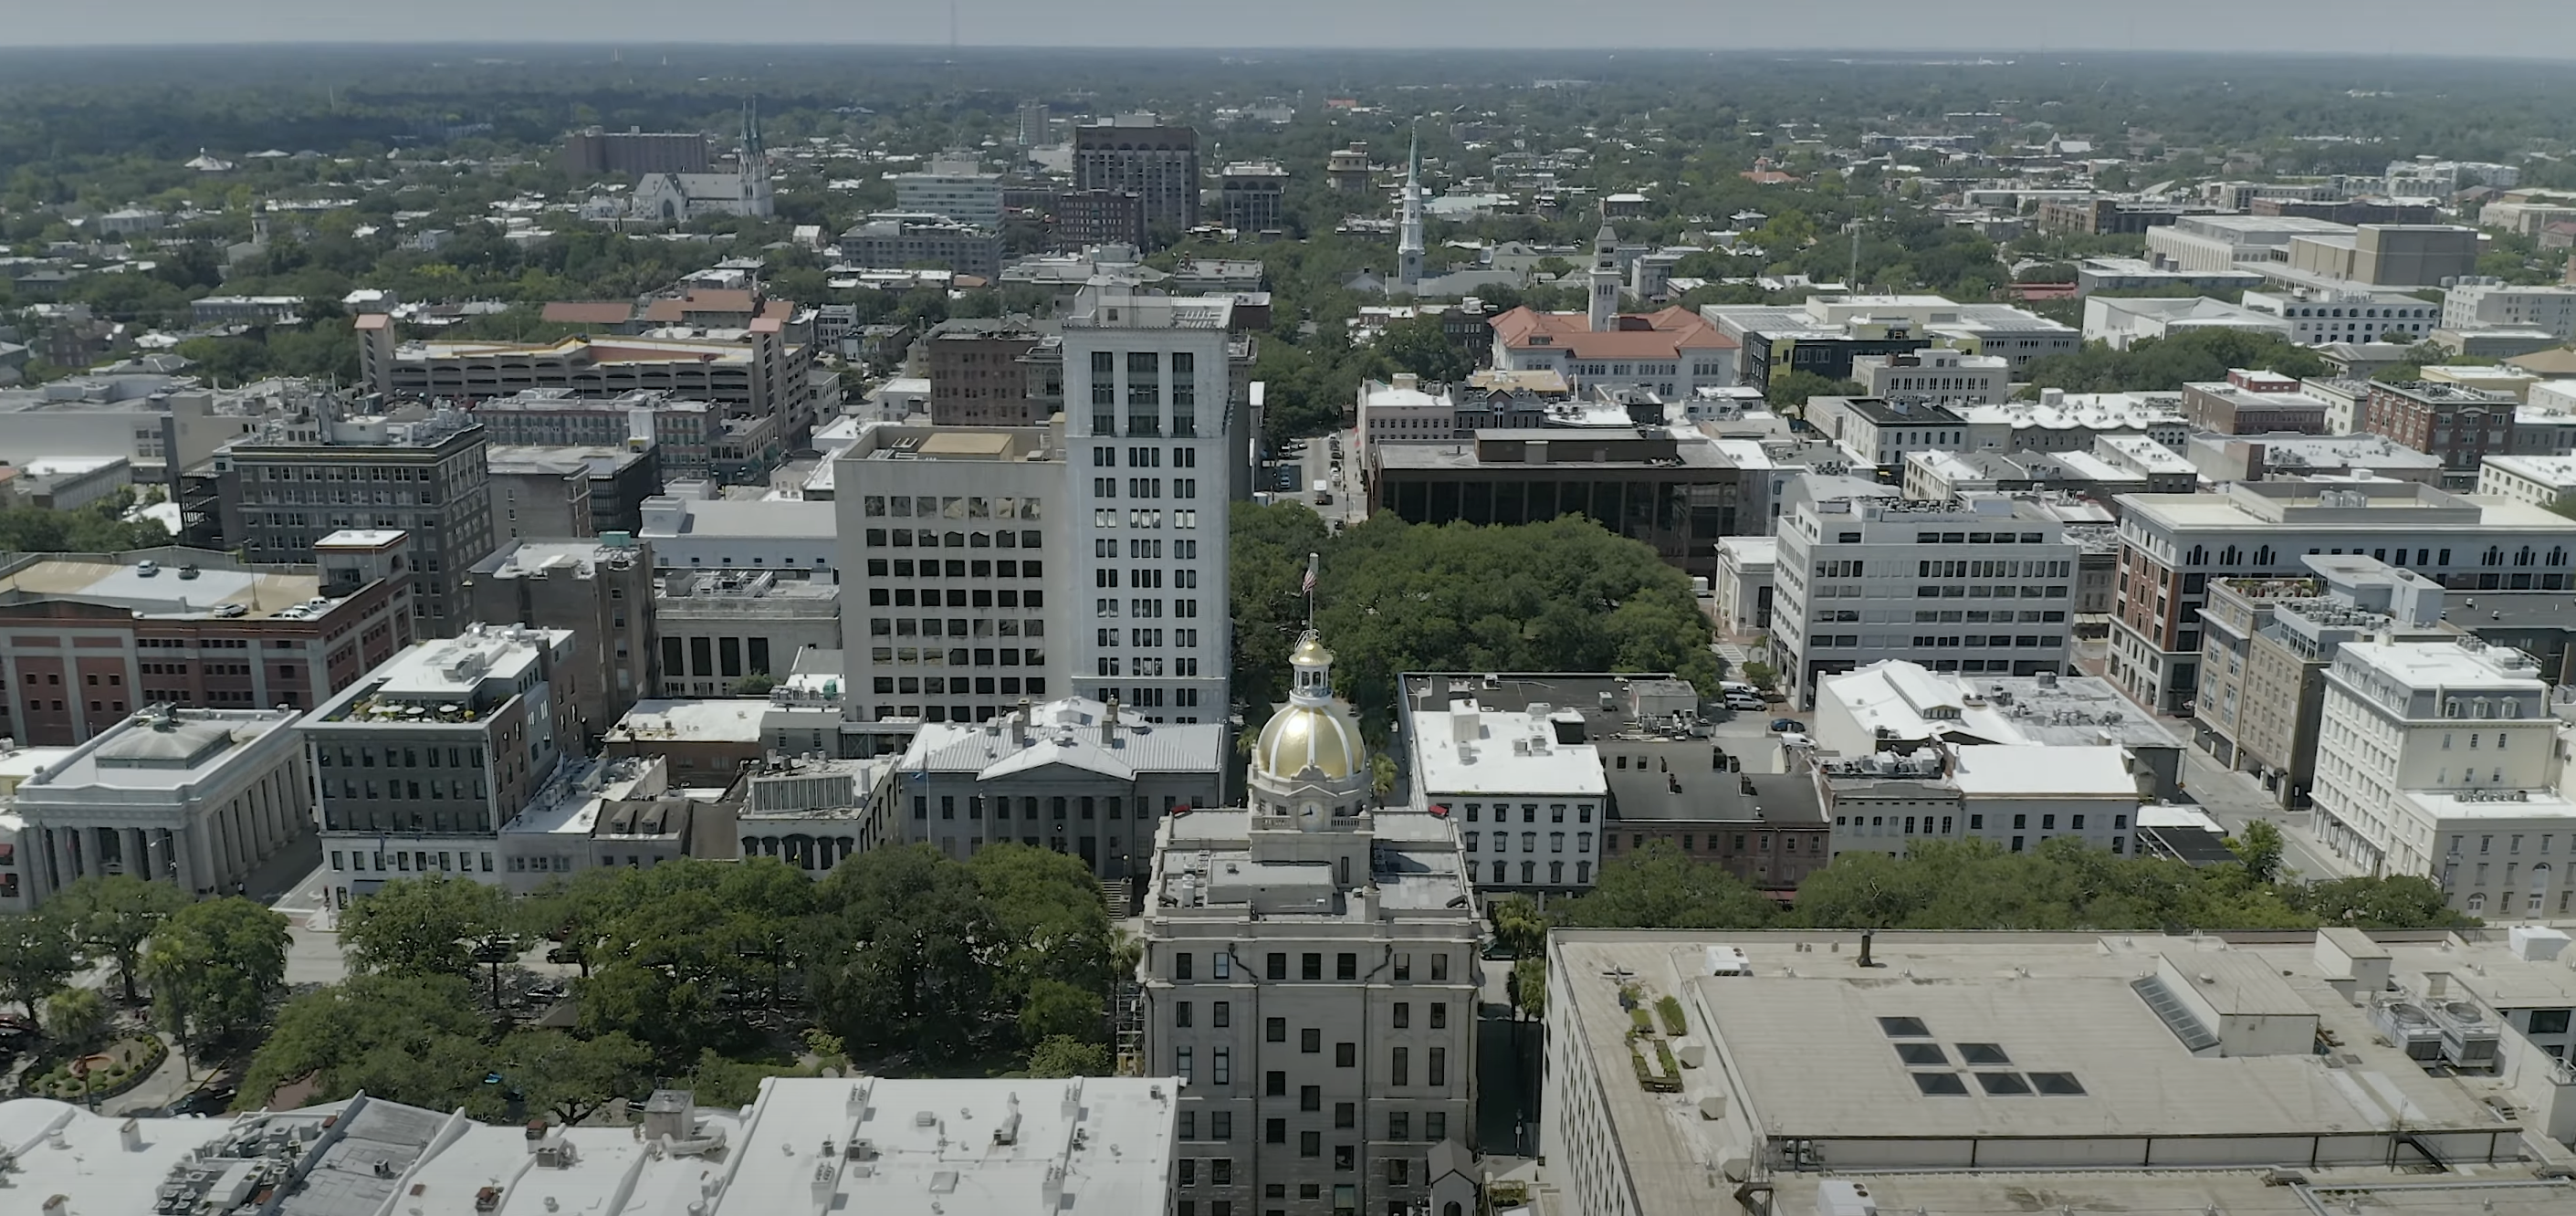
[1073,115,1201,237]
[214,401,495,634]
[1063,288,1238,723]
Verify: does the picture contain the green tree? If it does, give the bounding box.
[2288,875,2477,928]
[1509,957,1547,1021]
[238,974,493,1115]
[809,844,1000,1058]
[43,986,110,1051]
[339,875,510,980]
[1024,1034,1115,1078]
[1490,895,1549,957]
[1373,313,1471,383]
[1017,978,1104,1046]
[49,875,189,1003]
[143,896,293,1051]
[2229,820,2288,886]
[0,911,80,1020]
[1764,369,1862,414]
[1558,842,1780,929]
[498,1029,654,1125]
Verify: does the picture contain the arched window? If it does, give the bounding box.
[2468,892,2487,914]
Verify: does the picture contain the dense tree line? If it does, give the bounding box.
[2016,328,2330,397]
[1496,837,2474,1017]
[244,846,1123,1116]
[0,875,291,1065]
[1230,503,1720,733]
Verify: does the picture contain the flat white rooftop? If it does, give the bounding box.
[1412,701,1608,799]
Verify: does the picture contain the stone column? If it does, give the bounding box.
[126,828,148,880]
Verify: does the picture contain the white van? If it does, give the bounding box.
[1719,680,1760,698]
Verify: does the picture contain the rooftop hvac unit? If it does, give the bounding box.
[2372,1000,2445,1064]
[2432,1000,2501,1068]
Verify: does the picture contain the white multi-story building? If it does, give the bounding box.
[1773,490,2080,708]
[834,421,1067,727]
[2107,480,2576,715]
[1712,535,1776,634]
[306,624,579,906]
[1408,694,1607,892]
[1848,348,2009,406]
[2477,455,2576,511]
[2241,288,2440,346]
[885,153,1005,227]
[9,705,310,904]
[2311,636,2557,890]
[1063,287,1236,723]
[2445,278,2576,341]
[1139,631,1481,1216]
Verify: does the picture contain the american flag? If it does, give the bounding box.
[1303,552,1318,596]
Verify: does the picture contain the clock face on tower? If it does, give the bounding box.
[1300,801,1324,830]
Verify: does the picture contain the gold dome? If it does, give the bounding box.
[1256,701,1364,781]
[1289,633,1335,667]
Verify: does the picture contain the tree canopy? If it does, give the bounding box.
[2017,328,2328,396]
[1232,505,1721,736]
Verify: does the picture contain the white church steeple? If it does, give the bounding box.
[1396,129,1426,294]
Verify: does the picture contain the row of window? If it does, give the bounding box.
[1092,508,1202,529]
[1457,802,1592,823]
[1175,1108,1449,1144]
[1489,860,1587,885]
[1174,1046,1449,1088]
[858,495,1043,520]
[917,794,1143,821]
[866,617,1044,639]
[1092,598,1202,619]
[871,676,1044,697]
[864,558,1044,580]
[860,529,1046,550]
[1464,832,1589,854]
[328,849,495,873]
[864,646,1047,671]
[1173,950,1450,982]
[1175,1000,1450,1032]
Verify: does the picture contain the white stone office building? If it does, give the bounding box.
[1849,348,2009,406]
[835,421,1068,725]
[1408,695,1607,892]
[2445,278,2576,341]
[1773,490,2080,708]
[1063,288,1236,723]
[11,705,309,903]
[887,694,1225,883]
[1140,633,1481,1216]
[2311,636,2560,890]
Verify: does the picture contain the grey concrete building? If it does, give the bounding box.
[11,705,311,904]
[1141,632,1481,1216]
[654,569,840,697]
[463,537,658,743]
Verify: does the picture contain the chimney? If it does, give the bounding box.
[1858,929,1876,970]
[1012,697,1033,745]
[525,1119,550,1153]
[120,1117,142,1152]
[1101,697,1120,744]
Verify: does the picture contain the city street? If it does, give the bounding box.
[2177,742,2354,882]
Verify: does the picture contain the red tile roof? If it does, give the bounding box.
[542,301,636,325]
[1490,306,1736,361]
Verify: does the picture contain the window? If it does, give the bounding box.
[1300,1085,1320,1112]
[1211,1112,1232,1140]
[1268,1118,1287,1145]
[1336,952,1357,980]
[1430,1002,1447,1029]
[2531,1009,2573,1036]
[1393,1002,1410,1029]
[1213,1001,1230,1028]
[1212,1047,1230,1085]
[1429,953,1448,981]
[1302,953,1323,980]
[1429,1047,1446,1086]
[1426,1112,1446,1142]
[1265,1070,1286,1097]
[1388,1111,1409,1140]
[1394,953,1412,980]
[1177,1046,1194,1083]
[1301,1131,1321,1158]
[1337,1042,1356,1067]
[1302,1027,1321,1053]
[1176,1001,1194,1028]
[1267,1017,1287,1043]
[1390,1046,1409,1085]
[1334,1101,1355,1128]
[1268,952,1287,980]
[1176,952,1193,980]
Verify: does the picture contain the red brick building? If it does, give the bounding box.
[0,533,414,745]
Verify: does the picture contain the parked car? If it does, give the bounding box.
[1769,718,1806,733]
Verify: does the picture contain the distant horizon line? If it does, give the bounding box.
[0,42,2568,63]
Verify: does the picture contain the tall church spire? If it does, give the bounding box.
[1396,126,1426,294]
[738,98,775,218]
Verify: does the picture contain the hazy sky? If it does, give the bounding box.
[5,0,2573,58]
